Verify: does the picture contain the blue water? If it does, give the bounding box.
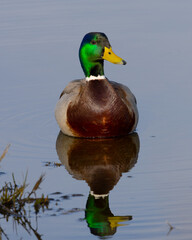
[0,0,192,239]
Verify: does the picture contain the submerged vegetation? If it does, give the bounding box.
[0,146,49,219]
[0,173,49,217]
[0,145,84,240]
[0,172,49,240]
[0,172,84,240]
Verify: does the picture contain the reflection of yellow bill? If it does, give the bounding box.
[102,47,126,65]
[108,215,132,229]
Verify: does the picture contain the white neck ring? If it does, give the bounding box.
[85,75,106,81]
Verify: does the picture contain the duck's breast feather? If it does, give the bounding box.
[55,79,84,136]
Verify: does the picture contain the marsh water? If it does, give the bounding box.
[1,0,192,239]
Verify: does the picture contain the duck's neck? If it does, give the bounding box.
[79,53,104,78]
[82,60,104,78]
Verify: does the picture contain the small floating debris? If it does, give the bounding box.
[62,208,84,215]
[71,193,84,197]
[50,191,62,195]
[61,195,70,200]
[166,220,175,235]
[60,194,84,200]
[56,207,64,212]
[44,161,62,167]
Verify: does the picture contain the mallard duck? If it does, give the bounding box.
[55,32,138,138]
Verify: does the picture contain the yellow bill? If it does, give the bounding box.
[102,47,126,65]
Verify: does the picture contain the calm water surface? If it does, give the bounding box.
[0,0,192,239]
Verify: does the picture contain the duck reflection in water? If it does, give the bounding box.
[56,132,140,237]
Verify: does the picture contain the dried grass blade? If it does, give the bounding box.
[0,144,11,162]
[28,173,45,197]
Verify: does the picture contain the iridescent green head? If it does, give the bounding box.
[79,32,126,78]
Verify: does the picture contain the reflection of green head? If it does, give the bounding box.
[85,194,132,237]
[85,194,116,236]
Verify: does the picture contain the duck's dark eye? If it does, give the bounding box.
[91,40,97,45]
[108,52,111,55]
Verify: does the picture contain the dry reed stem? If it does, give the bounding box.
[0,144,11,162]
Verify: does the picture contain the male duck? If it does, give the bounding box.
[55,32,138,138]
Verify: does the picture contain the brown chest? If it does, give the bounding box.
[67,80,135,138]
